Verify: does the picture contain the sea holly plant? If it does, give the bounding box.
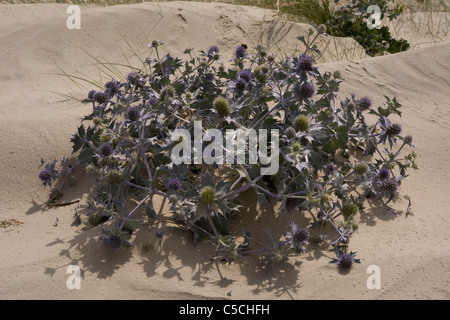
[39,30,417,270]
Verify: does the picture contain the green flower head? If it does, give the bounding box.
[294,115,309,132]
[214,96,231,117]
[342,203,358,218]
[108,170,123,185]
[160,85,176,101]
[354,162,368,175]
[200,186,216,204]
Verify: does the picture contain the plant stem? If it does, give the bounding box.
[386,141,407,166]
[217,181,253,201]
[125,180,151,191]
[137,123,153,182]
[206,210,220,238]
[99,123,138,146]
[119,193,151,230]
[250,96,295,130]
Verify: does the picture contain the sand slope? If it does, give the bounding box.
[0,2,449,299]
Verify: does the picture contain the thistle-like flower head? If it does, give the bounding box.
[205,73,215,82]
[378,167,390,180]
[337,253,355,269]
[317,24,327,34]
[127,72,139,84]
[160,85,176,101]
[38,169,51,183]
[286,222,309,254]
[238,69,252,83]
[101,227,132,250]
[100,143,113,157]
[207,45,219,56]
[383,178,399,195]
[200,186,216,204]
[214,96,231,116]
[324,163,336,175]
[126,106,140,122]
[330,248,360,270]
[354,162,368,175]
[347,101,356,111]
[357,96,372,111]
[148,96,159,105]
[298,54,314,72]
[105,80,120,96]
[93,92,108,104]
[168,177,182,191]
[149,40,163,48]
[342,203,358,218]
[285,127,297,139]
[88,90,96,100]
[291,142,302,154]
[297,82,315,100]
[404,135,413,145]
[108,170,123,185]
[386,123,402,137]
[107,234,122,249]
[294,115,310,132]
[234,78,247,92]
[235,45,247,58]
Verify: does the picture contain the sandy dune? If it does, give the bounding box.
[0,2,449,299]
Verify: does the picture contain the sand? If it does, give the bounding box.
[0,2,449,300]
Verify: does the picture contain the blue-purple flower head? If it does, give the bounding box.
[38,162,57,188]
[296,82,316,100]
[234,78,247,92]
[148,96,159,106]
[298,54,314,72]
[286,222,309,254]
[107,234,122,249]
[386,123,402,137]
[378,167,390,180]
[357,96,372,111]
[330,249,360,270]
[38,169,52,183]
[337,253,356,269]
[238,69,252,83]
[207,45,220,60]
[100,143,113,157]
[168,177,182,191]
[101,228,132,249]
[93,91,108,104]
[383,178,399,195]
[205,73,215,82]
[235,45,247,59]
[208,45,219,55]
[127,72,140,85]
[105,80,120,96]
[88,90,96,100]
[324,163,336,175]
[126,106,140,122]
[127,72,137,82]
